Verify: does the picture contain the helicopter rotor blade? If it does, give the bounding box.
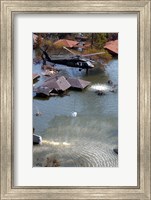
[63,46,104,61]
[82,52,105,57]
[88,59,95,63]
[63,46,76,55]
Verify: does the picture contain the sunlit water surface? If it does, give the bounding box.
[33,58,118,167]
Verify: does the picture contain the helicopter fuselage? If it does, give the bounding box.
[41,49,95,70]
[50,56,94,69]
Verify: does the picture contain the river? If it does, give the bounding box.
[33,57,118,167]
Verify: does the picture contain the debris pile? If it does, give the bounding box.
[41,65,59,77]
[33,73,40,81]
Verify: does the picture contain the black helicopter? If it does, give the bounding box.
[41,46,104,73]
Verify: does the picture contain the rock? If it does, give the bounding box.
[113,148,118,154]
[107,80,113,85]
[35,112,42,116]
[33,134,42,145]
[97,91,105,96]
[110,85,118,93]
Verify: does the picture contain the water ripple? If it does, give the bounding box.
[33,140,118,167]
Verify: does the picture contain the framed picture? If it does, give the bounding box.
[0,0,150,199]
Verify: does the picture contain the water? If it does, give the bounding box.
[33,58,118,167]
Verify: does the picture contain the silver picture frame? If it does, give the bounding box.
[0,0,150,199]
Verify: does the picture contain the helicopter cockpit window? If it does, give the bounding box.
[77,62,82,66]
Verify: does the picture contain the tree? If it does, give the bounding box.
[85,33,108,49]
[92,33,108,49]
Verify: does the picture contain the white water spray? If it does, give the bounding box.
[89,84,110,92]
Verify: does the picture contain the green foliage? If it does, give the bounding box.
[98,49,112,61]
[84,33,118,49]
[41,39,53,52]
[89,33,108,49]
[35,48,42,59]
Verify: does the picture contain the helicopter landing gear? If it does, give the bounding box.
[86,68,89,75]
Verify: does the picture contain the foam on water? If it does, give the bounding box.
[42,140,71,146]
[89,84,110,92]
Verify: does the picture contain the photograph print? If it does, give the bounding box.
[33,33,118,167]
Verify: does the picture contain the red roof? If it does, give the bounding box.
[54,39,78,48]
[104,40,118,54]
